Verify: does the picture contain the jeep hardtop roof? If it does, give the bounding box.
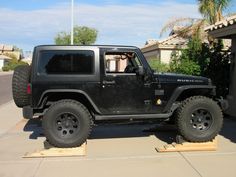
[34,45,139,50]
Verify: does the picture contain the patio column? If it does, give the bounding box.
[226,37,236,117]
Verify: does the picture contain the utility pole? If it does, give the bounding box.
[71,0,74,45]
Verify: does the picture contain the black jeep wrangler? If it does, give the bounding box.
[12,45,223,147]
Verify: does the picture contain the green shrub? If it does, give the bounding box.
[3,58,28,71]
[170,52,201,75]
[203,42,230,97]
[169,37,201,76]
[169,36,230,97]
[148,58,169,73]
[2,66,10,71]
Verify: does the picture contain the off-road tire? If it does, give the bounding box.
[42,99,92,148]
[12,65,30,108]
[176,96,223,142]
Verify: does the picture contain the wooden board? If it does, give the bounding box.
[156,138,217,152]
[23,143,86,158]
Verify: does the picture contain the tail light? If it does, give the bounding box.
[27,83,32,94]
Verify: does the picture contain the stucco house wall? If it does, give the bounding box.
[141,34,187,64]
[143,50,160,61]
[0,55,11,71]
[160,49,175,64]
[0,59,4,71]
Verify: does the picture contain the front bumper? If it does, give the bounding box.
[217,98,229,111]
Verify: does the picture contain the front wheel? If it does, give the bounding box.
[42,100,92,148]
[176,96,223,142]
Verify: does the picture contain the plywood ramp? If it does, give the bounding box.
[24,142,86,158]
[156,138,217,152]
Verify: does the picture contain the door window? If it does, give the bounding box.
[105,52,141,74]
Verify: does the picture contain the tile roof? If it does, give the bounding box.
[158,34,188,46]
[142,34,188,50]
[0,44,13,51]
[205,14,236,32]
[145,39,158,45]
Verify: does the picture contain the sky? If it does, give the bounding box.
[0,0,235,52]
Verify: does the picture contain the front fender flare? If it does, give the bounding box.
[163,85,216,112]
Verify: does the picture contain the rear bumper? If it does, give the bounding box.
[22,106,33,119]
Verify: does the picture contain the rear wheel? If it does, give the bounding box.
[176,96,223,142]
[42,100,92,148]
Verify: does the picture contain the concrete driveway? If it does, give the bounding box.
[0,102,236,177]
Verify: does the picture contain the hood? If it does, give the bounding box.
[154,72,210,85]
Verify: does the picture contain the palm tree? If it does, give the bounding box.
[160,0,231,40]
[160,17,206,40]
[198,0,231,24]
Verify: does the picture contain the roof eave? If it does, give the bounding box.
[208,23,236,38]
[158,44,187,49]
[205,15,236,38]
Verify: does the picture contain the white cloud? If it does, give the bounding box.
[0,2,201,51]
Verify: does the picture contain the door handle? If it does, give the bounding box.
[103,80,116,84]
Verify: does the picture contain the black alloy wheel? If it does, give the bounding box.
[54,112,80,138]
[190,109,213,131]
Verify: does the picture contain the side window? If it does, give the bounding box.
[105,52,141,74]
[38,50,94,74]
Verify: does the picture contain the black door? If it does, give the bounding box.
[99,50,153,115]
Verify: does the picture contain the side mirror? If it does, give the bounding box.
[137,66,144,76]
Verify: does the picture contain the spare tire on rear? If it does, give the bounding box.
[12,65,31,108]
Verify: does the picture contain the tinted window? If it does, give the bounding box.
[38,50,94,74]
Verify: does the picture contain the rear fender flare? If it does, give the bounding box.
[37,89,101,114]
